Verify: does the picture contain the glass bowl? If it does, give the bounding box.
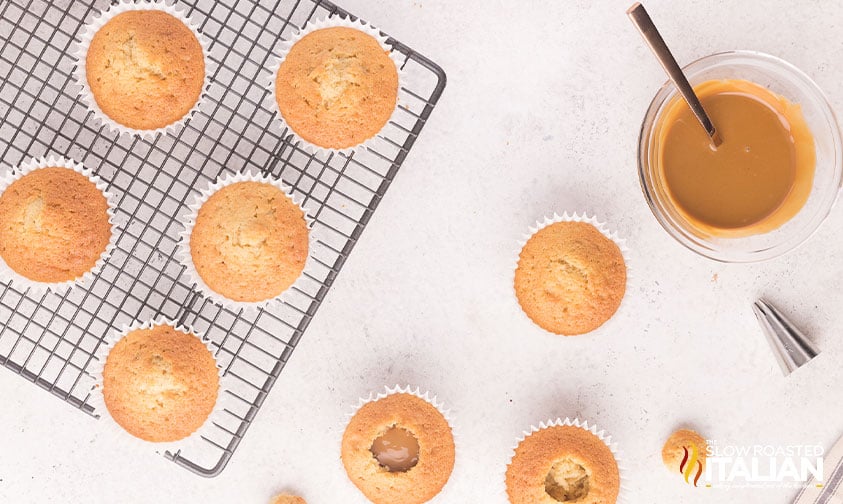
[638,50,842,262]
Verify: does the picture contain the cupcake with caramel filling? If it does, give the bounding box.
[341,386,455,504]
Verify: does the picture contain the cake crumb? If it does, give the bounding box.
[271,495,306,504]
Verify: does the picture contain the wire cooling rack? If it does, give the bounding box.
[0,0,445,477]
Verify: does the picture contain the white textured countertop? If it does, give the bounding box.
[2,0,843,502]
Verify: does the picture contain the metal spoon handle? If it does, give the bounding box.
[627,2,722,146]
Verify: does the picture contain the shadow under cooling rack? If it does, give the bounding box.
[0,0,445,477]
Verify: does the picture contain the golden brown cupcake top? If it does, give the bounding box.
[341,393,455,504]
[190,181,308,303]
[0,167,111,283]
[662,429,708,484]
[506,424,620,504]
[515,221,626,336]
[102,324,219,443]
[274,26,399,149]
[270,495,306,504]
[86,9,205,130]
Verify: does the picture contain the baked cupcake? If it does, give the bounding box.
[182,173,310,307]
[341,386,455,504]
[79,2,206,133]
[515,213,627,336]
[0,158,113,287]
[662,428,707,484]
[273,18,399,151]
[100,322,219,443]
[506,419,620,504]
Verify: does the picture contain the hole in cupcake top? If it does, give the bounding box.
[545,458,590,502]
[370,425,420,472]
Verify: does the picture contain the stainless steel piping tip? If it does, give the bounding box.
[752,299,820,376]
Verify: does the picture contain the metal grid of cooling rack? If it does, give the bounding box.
[0,0,446,477]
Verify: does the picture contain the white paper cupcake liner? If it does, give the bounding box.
[266,16,407,156]
[73,0,212,139]
[513,211,632,337]
[177,171,316,312]
[505,417,628,504]
[347,384,454,429]
[344,385,458,504]
[0,156,117,296]
[88,318,226,456]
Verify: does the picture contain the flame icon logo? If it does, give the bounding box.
[679,443,704,486]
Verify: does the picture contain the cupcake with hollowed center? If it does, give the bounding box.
[341,390,455,504]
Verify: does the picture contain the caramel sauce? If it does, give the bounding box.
[370,426,420,472]
[656,79,815,237]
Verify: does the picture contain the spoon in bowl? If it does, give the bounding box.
[627,2,722,148]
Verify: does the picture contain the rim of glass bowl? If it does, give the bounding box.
[637,50,843,263]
